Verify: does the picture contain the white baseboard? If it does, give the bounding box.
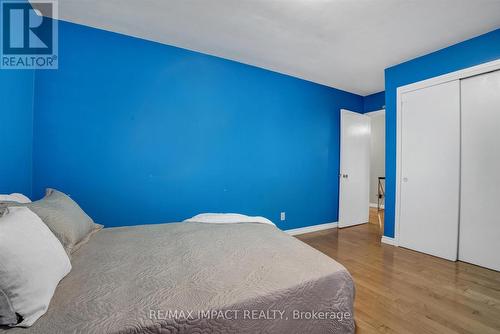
[370,203,385,209]
[285,222,338,236]
[381,236,397,246]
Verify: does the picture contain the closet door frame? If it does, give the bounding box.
[393,59,500,247]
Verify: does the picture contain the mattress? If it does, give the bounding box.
[2,222,355,334]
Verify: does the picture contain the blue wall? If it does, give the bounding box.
[384,28,500,238]
[0,0,35,197]
[0,70,34,197]
[363,91,385,113]
[32,21,364,229]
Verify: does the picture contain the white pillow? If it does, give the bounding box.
[0,193,31,204]
[0,207,71,327]
[184,213,276,226]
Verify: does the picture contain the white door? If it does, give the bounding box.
[459,70,500,271]
[399,81,460,261]
[339,109,371,228]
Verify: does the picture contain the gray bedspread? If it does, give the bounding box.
[2,222,355,334]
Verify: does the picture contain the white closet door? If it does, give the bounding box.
[459,70,500,271]
[399,80,460,261]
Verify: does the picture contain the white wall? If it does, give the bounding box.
[368,110,385,206]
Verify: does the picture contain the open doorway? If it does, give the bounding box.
[366,109,385,234]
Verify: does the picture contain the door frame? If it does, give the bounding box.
[339,109,371,228]
[394,59,500,246]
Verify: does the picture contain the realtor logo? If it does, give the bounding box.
[1,0,58,69]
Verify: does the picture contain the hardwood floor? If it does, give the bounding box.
[296,209,500,334]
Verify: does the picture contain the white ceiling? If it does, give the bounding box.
[46,0,500,95]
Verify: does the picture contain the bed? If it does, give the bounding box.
[1,221,355,333]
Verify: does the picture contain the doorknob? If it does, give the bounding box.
[402,177,408,182]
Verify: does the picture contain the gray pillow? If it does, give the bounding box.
[1,189,103,255]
